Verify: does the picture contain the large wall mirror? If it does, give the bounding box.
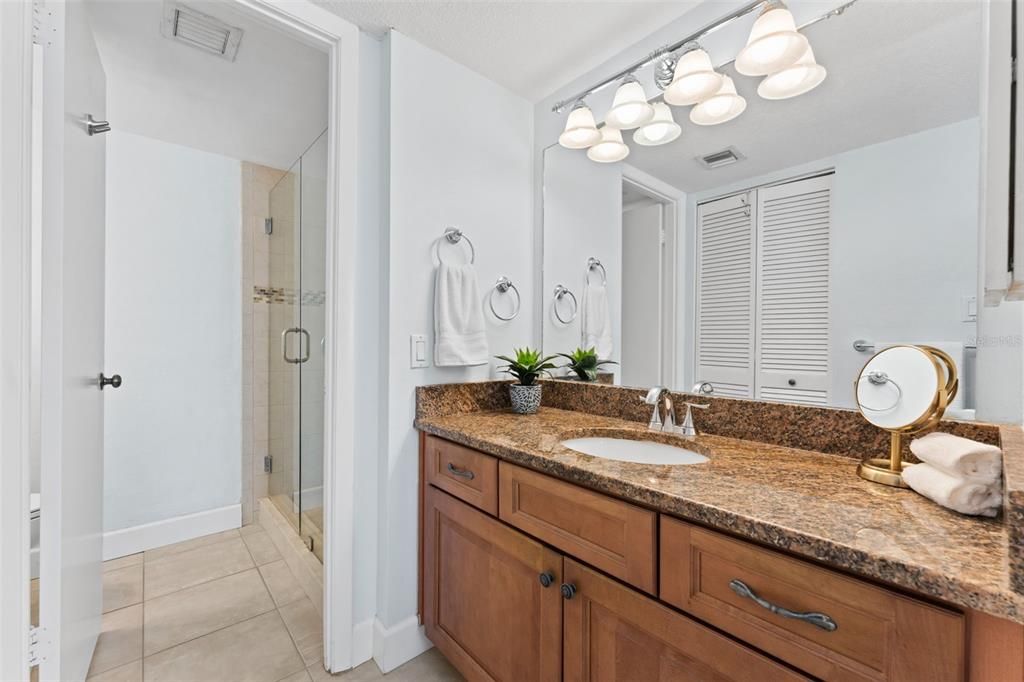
[542,0,996,419]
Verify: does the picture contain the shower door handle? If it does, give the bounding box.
[282,328,311,364]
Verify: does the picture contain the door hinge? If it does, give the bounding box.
[264,218,273,235]
[32,1,60,49]
[264,454,273,474]
[28,626,50,668]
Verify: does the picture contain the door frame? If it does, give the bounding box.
[621,164,684,388]
[0,0,366,675]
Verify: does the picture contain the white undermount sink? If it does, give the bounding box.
[560,437,709,466]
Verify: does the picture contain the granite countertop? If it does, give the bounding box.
[416,406,1024,624]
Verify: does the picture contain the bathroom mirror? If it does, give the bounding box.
[541,0,994,419]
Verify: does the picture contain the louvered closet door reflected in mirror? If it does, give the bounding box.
[695,173,832,406]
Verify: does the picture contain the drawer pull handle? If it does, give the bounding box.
[729,579,838,632]
[446,462,475,480]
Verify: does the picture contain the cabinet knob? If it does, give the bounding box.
[539,572,554,588]
[560,583,577,600]
[788,378,797,386]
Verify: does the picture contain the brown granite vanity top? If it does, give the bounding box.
[416,403,1024,624]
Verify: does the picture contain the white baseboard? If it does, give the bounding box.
[103,504,242,560]
[372,615,432,673]
[351,618,374,668]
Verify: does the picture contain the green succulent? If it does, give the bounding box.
[495,347,558,386]
[557,347,618,382]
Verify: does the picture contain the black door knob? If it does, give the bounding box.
[539,572,554,588]
[100,373,122,390]
[788,378,797,386]
[560,583,577,600]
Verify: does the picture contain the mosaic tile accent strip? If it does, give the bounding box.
[252,286,326,306]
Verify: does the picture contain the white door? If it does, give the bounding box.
[754,174,832,405]
[38,1,108,679]
[694,192,756,397]
[621,201,664,387]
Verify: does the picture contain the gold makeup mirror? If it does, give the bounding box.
[854,345,958,488]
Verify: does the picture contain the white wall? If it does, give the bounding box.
[684,118,980,408]
[378,29,534,639]
[542,146,621,366]
[104,130,242,531]
[621,202,664,387]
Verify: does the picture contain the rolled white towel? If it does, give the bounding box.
[902,463,1001,517]
[910,432,1002,483]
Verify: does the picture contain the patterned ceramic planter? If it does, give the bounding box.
[509,384,542,414]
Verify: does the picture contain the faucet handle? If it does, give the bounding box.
[683,402,710,410]
[679,402,710,437]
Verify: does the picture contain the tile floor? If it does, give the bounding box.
[86,526,462,681]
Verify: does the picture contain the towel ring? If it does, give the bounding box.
[855,371,904,412]
[553,284,578,324]
[489,276,521,321]
[438,227,475,265]
[586,257,607,286]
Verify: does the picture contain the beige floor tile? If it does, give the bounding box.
[144,568,275,656]
[259,560,305,607]
[278,597,322,666]
[87,604,142,677]
[86,658,143,682]
[240,522,265,538]
[143,611,305,682]
[145,537,254,600]
[102,565,143,613]
[243,529,282,566]
[278,670,312,682]
[102,553,143,574]
[144,528,240,563]
[30,579,39,626]
[388,647,462,681]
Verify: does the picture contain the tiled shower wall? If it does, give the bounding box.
[241,162,285,525]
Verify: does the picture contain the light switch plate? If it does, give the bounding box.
[962,295,978,322]
[410,334,428,368]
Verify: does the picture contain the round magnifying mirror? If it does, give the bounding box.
[854,345,958,487]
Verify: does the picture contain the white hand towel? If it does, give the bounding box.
[902,463,1001,517]
[910,432,1002,483]
[434,262,488,367]
[581,282,613,360]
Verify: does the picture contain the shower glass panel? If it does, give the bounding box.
[267,130,327,560]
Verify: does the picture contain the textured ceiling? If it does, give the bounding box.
[317,0,702,101]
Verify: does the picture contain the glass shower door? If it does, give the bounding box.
[267,130,327,560]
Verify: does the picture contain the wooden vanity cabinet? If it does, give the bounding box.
[423,485,563,681]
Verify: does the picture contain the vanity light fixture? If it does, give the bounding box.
[633,103,681,146]
[757,44,827,99]
[690,76,746,126]
[605,75,655,130]
[558,100,602,149]
[587,127,630,163]
[663,48,723,106]
[735,2,809,76]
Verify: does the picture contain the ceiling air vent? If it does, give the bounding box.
[161,3,244,61]
[697,147,745,170]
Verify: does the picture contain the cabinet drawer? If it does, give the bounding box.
[498,462,656,594]
[660,517,965,681]
[563,558,807,682]
[424,435,498,515]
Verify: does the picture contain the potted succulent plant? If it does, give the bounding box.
[558,347,618,382]
[495,347,557,414]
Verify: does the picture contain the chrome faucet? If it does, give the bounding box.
[679,402,710,437]
[643,386,677,432]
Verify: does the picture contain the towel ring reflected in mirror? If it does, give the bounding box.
[437,226,475,265]
[586,257,607,286]
[489,276,521,321]
[854,370,903,412]
[553,284,578,324]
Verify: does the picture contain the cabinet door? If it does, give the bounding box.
[562,558,807,682]
[423,486,562,681]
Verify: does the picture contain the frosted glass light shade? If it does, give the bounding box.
[605,79,654,130]
[587,127,630,163]
[689,76,746,126]
[558,103,601,149]
[735,6,809,76]
[633,103,681,146]
[757,45,827,99]
[664,49,724,106]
